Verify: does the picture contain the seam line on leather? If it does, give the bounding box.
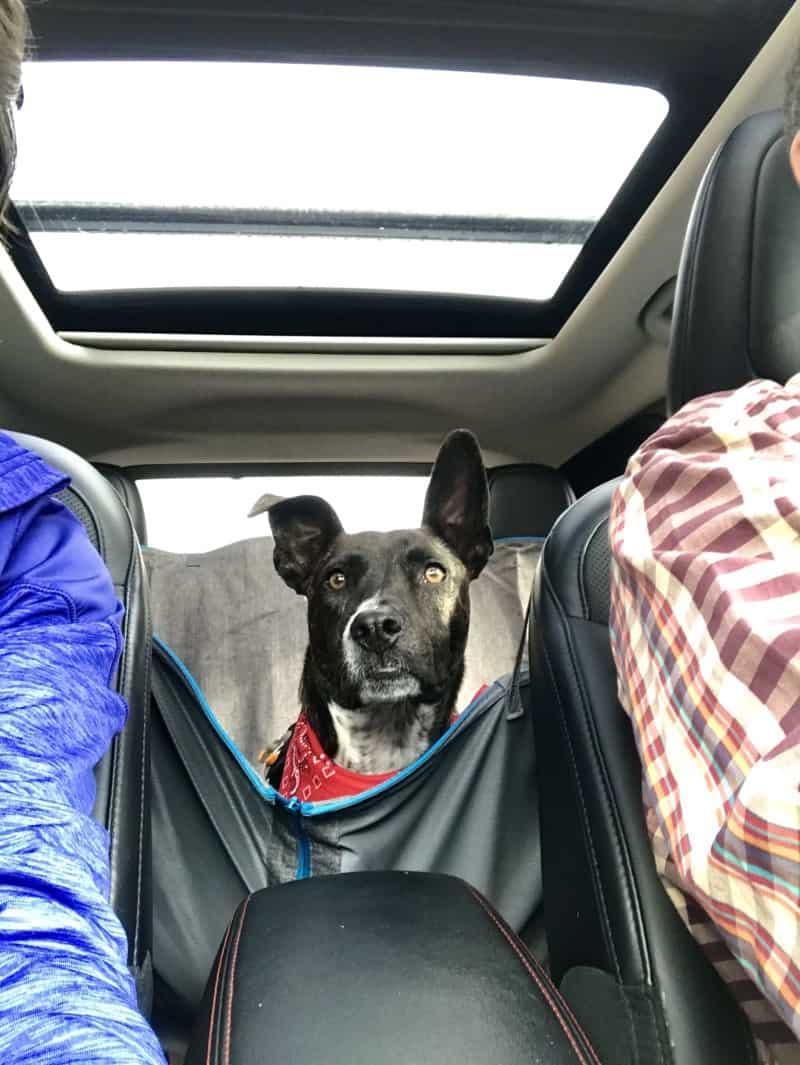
[539,569,622,980]
[118,507,141,961]
[223,894,252,1065]
[545,565,652,987]
[133,537,152,967]
[578,516,610,622]
[467,885,599,1065]
[745,130,783,376]
[554,605,647,983]
[206,919,233,1065]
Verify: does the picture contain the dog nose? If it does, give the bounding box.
[351,607,403,652]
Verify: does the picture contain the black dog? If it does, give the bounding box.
[251,430,493,776]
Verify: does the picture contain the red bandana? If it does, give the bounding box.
[277,687,488,803]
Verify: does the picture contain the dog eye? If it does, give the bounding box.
[423,564,447,585]
[326,571,346,591]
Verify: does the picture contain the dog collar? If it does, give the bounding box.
[258,725,294,772]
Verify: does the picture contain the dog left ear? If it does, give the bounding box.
[422,429,493,579]
[253,495,343,596]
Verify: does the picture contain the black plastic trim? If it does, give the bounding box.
[17,203,594,245]
[127,461,434,480]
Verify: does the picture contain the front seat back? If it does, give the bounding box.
[531,483,756,1064]
[531,109,797,1065]
[669,109,799,411]
[8,432,153,1006]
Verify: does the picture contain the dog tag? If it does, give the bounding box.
[257,725,294,771]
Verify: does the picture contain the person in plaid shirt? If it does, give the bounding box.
[609,58,800,1065]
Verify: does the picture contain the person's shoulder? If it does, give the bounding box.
[0,431,68,515]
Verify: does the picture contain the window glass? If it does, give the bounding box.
[138,476,429,553]
[13,62,668,300]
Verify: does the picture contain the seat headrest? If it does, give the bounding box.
[488,465,574,540]
[669,109,800,414]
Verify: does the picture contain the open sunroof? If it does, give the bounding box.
[12,62,666,302]
[5,0,793,338]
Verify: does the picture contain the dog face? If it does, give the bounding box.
[253,430,493,718]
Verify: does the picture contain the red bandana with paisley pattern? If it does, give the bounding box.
[278,687,488,803]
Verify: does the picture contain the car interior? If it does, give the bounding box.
[3,1,800,1062]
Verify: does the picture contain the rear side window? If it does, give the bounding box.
[138,476,429,553]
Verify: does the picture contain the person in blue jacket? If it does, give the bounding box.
[0,5,165,1063]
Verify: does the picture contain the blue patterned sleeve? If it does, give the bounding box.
[0,494,166,1063]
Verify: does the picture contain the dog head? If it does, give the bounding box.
[252,430,493,719]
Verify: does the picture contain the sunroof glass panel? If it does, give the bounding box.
[11,61,668,301]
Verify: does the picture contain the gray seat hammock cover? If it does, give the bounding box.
[145,536,541,933]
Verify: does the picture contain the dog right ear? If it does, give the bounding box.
[252,495,343,596]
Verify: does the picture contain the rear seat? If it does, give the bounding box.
[100,461,575,1057]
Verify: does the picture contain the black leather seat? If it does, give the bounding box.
[530,108,795,1065]
[8,431,154,1012]
[97,463,149,545]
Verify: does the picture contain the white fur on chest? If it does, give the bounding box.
[328,701,441,774]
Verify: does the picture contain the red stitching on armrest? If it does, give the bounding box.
[205,920,233,1065]
[467,886,601,1065]
[223,894,253,1065]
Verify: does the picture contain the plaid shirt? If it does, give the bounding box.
[609,377,800,1065]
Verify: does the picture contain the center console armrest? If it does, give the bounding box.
[186,872,600,1065]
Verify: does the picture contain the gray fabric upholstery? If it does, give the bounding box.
[144,537,540,774]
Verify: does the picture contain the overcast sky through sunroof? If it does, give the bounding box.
[11,62,668,299]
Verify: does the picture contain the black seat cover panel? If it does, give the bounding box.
[532,482,756,1065]
[149,705,252,1030]
[6,431,152,981]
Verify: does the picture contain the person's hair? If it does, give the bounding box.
[785,45,800,142]
[0,0,27,226]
